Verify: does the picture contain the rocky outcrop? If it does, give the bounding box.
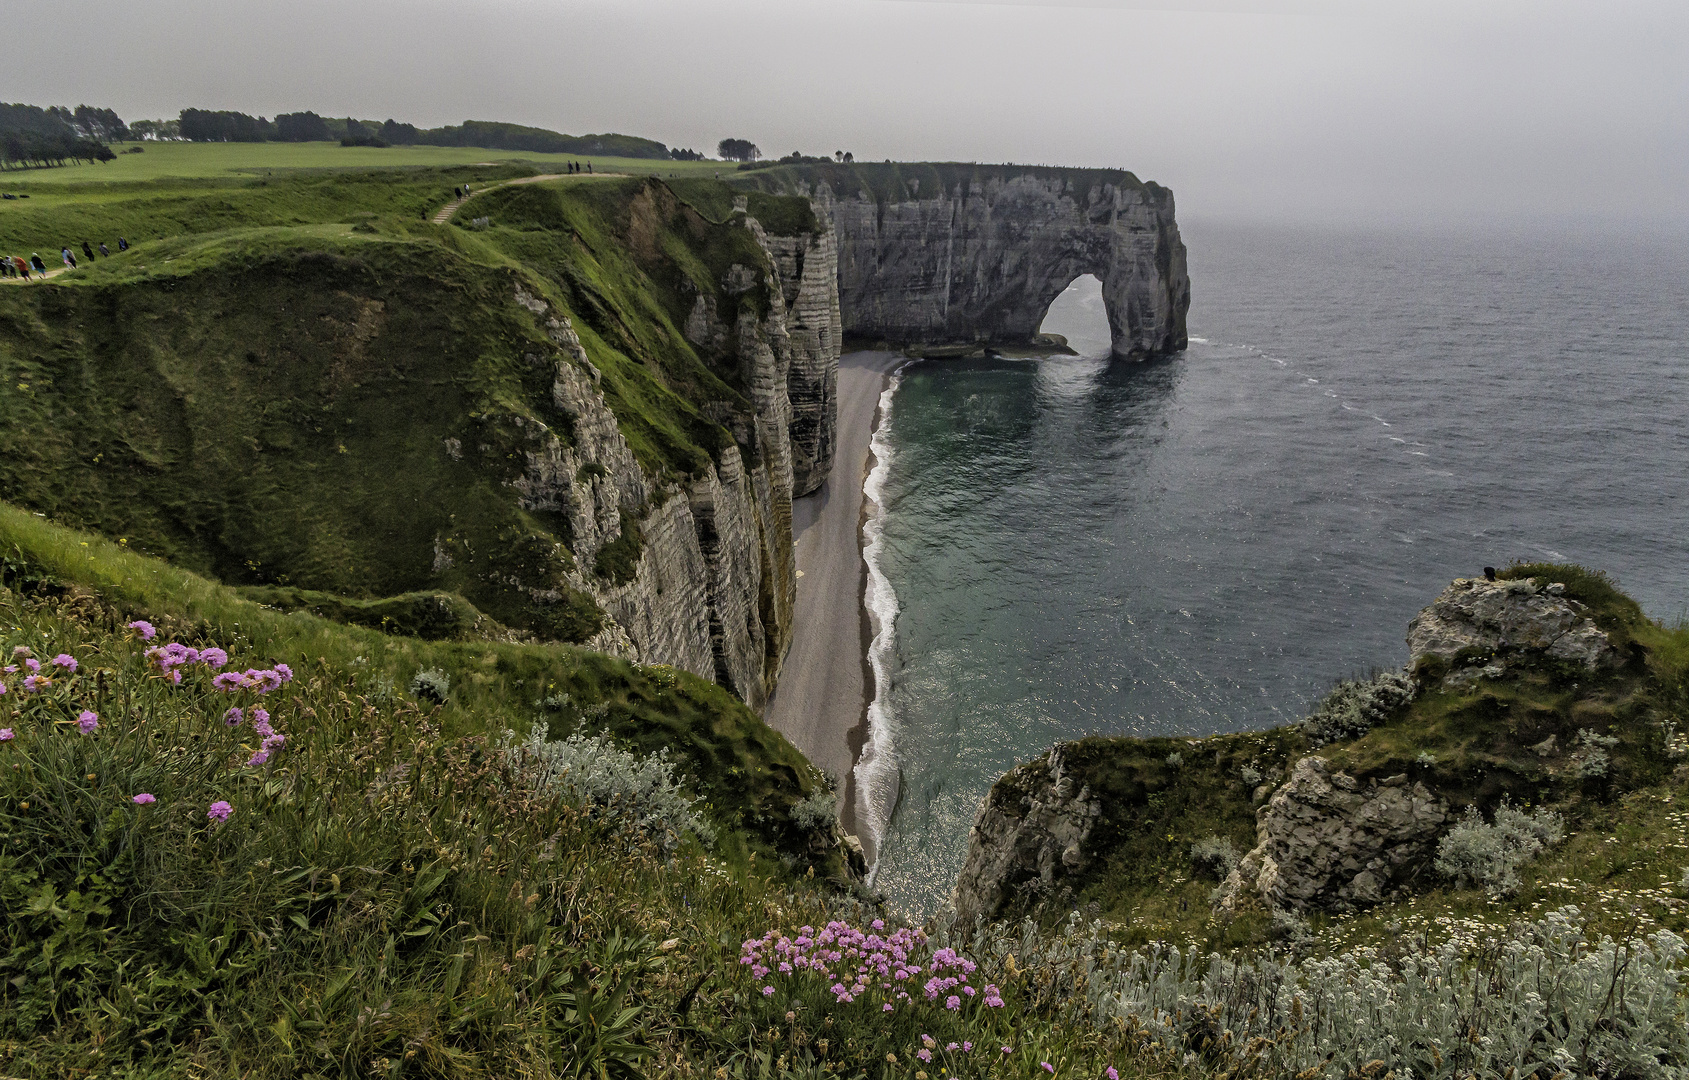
[951,743,1101,929]
[1214,758,1450,914]
[740,164,1188,359]
[1407,576,1620,672]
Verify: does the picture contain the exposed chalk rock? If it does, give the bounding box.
[951,743,1101,929]
[1214,757,1450,914]
[1407,577,1620,672]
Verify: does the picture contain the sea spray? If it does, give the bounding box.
[854,363,912,877]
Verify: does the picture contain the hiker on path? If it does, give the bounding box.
[17,256,32,280]
[99,242,109,257]
[61,248,76,269]
[81,240,94,261]
[587,161,592,174]
[31,253,47,275]
[117,237,128,251]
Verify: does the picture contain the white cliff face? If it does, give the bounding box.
[754,168,1188,359]
[498,197,836,709]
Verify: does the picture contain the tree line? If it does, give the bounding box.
[0,104,124,170]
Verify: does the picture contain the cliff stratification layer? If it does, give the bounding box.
[734,163,1189,359]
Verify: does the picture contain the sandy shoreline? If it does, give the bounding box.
[765,351,905,860]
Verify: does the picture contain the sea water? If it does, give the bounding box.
[860,218,1689,916]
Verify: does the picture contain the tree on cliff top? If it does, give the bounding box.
[718,138,760,162]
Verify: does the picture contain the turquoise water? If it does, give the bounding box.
[862,220,1689,916]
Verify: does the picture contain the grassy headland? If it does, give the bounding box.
[0,160,813,646]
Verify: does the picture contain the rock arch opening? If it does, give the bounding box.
[1037,274,1112,357]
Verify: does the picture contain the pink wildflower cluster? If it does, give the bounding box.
[211,664,292,694]
[739,919,1003,1013]
[245,708,286,766]
[1,645,88,699]
[145,642,229,684]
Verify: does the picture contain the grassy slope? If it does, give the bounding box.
[0,511,1179,1080]
[0,167,813,647]
[1007,565,1689,952]
[0,502,830,861]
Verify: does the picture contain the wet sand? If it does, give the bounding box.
[765,351,904,853]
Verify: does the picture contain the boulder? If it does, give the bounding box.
[1406,577,1619,672]
[1215,757,1449,914]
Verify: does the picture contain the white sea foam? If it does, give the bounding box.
[854,364,911,880]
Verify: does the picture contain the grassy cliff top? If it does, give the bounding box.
[997,564,1689,953]
[0,165,819,646]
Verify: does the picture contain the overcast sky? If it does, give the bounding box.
[7,0,1685,224]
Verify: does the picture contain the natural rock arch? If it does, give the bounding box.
[760,165,1189,359]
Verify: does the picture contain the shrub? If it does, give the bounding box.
[1189,835,1237,880]
[1240,764,1262,786]
[1164,751,1183,768]
[1302,670,1416,747]
[791,789,837,832]
[962,908,1689,1080]
[1570,727,1619,778]
[409,666,450,704]
[1434,800,1564,895]
[498,724,714,852]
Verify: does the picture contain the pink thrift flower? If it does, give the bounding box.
[198,647,228,670]
[0,728,13,741]
[25,658,40,672]
[132,793,155,805]
[963,1043,973,1052]
[168,670,182,685]
[1042,1065,1055,1075]
[1002,1048,1012,1055]
[207,800,232,822]
[1107,1069,1119,1080]
[224,707,244,726]
[51,654,77,672]
[77,710,99,733]
[917,1050,932,1064]
[0,681,8,696]
[2,665,14,673]
[947,1044,959,1052]
[761,986,775,997]
[882,1003,894,1012]
[275,663,293,682]
[945,995,961,1010]
[127,620,157,640]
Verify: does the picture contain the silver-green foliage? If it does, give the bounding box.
[1189,835,1238,880]
[1302,670,1416,747]
[791,790,838,832]
[499,724,715,852]
[1571,727,1620,779]
[958,907,1689,1080]
[1434,801,1564,896]
[409,666,450,705]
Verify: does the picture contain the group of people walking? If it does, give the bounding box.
[1,236,127,280]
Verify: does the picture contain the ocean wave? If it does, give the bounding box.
[854,364,910,880]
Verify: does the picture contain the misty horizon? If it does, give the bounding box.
[7,0,1686,227]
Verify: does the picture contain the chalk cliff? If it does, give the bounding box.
[733,163,1189,359]
[509,194,836,709]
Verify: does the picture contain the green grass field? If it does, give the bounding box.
[0,140,734,186]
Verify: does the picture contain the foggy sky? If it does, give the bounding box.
[7,0,1685,225]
